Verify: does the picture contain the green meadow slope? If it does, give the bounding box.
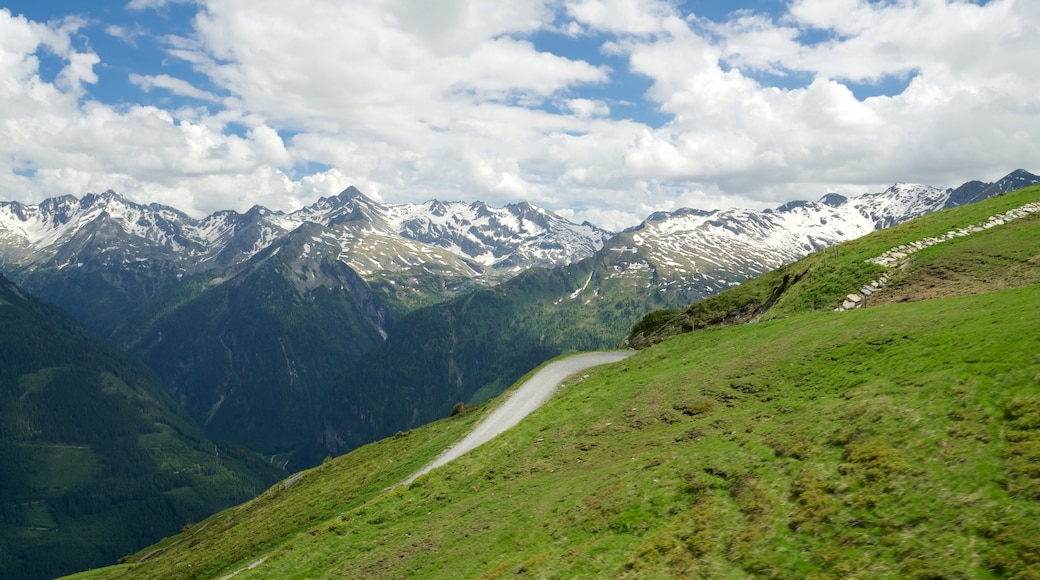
[71,185,1040,579]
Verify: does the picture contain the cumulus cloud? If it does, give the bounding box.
[1,1,1038,229]
[564,98,611,118]
[565,0,685,36]
[0,11,305,216]
[593,0,1040,205]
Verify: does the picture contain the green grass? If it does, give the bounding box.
[66,404,492,579]
[73,286,1040,579]
[70,186,1040,579]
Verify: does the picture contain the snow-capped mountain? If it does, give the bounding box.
[0,191,279,274]
[0,188,614,455]
[0,187,612,334]
[0,187,611,280]
[0,170,1034,325]
[591,170,1038,302]
[944,169,1040,208]
[276,186,611,279]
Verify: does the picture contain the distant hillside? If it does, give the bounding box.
[298,256,671,465]
[608,169,1038,304]
[0,274,282,580]
[295,256,665,465]
[70,182,1040,579]
[0,188,612,467]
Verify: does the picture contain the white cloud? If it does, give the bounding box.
[446,37,608,100]
[702,12,803,76]
[1,1,1039,229]
[0,11,302,216]
[125,0,194,10]
[105,22,149,46]
[565,0,684,36]
[593,0,1040,203]
[129,73,220,102]
[564,98,610,118]
[385,0,554,56]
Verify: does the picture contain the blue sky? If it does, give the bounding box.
[0,0,1033,229]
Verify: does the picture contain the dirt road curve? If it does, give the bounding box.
[401,351,633,485]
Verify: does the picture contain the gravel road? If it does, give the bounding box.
[401,350,633,485]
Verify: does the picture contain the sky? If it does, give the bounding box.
[0,0,1036,230]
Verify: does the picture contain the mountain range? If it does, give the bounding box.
[0,186,610,330]
[609,169,1040,301]
[2,170,1035,322]
[2,169,1038,578]
[0,170,1036,468]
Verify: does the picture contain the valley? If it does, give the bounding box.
[0,273,283,579]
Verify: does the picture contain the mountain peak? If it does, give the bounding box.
[775,200,810,213]
[1006,168,1037,179]
[819,193,848,208]
[80,189,123,207]
[506,201,539,213]
[245,204,274,217]
[993,169,1039,191]
[336,186,369,202]
[304,187,376,216]
[945,169,1040,209]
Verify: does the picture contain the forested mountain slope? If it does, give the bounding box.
[302,247,675,464]
[0,274,282,580]
[112,223,392,464]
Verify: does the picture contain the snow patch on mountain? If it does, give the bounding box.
[594,171,1038,304]
[1,170,1036,307]
[0,188,611,283]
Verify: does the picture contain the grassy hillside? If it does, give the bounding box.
[71,185,1040,579]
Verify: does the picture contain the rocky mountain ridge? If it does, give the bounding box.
[0,187,610,282]
[2,171,1035,309]
[0,187,613,332]
[600,170,1038,303]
